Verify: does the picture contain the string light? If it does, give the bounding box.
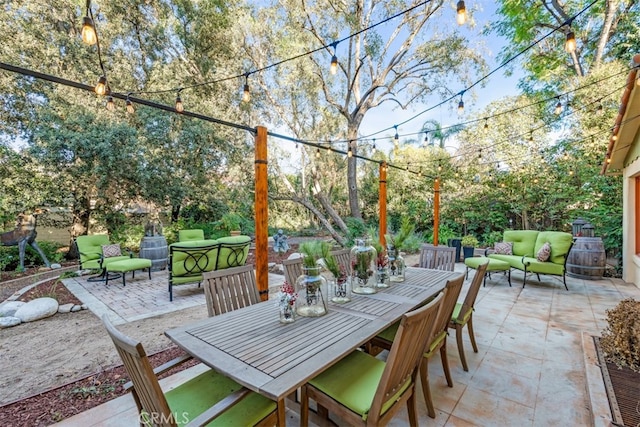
[393,126,399,149]
[565,30,576,53]
[347,147,353,158]
[483,119,489,130]
[528,132,533,142]
[569,169,574,176]
[175,92,184,112]
[563,152,569,161]
[94,75,107,95]
[372,139,376,150]
[126,95,134,114]
[456,0,466,25]
[81,0,97,45]
[457,93,464,116]
[554,97,563,115]
[330,42,338,75]
[424,132,429,144]
[242,74,250,103]
[316,148,321,158]
[106,95,115,111]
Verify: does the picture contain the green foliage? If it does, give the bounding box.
[214,212,244,233]
[298,240,331,268]
[344,217,367,247]
[386,217,414,251]
[482,231,504,248]
[461,235,479,248]
[600,298,640,373]
[0,240,65,271]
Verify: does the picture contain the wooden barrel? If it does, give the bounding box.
[566,237,606,280]
[139,235,168,271]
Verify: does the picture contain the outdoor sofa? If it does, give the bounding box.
[487,230,573,290]
[168,235,251,301]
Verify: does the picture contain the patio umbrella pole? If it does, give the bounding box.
[379,162,387,246]
[255,126,269,300]
[433,178,440,246]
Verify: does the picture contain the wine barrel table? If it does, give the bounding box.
[566,237,606,280]
[139,235,168,271]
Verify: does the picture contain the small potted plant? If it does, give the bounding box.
[461,234,479,260]
[318,244,350,303]
[296,241,329,317]
[385,219,413,282]
[275,281,297,323]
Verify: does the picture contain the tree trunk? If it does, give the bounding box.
[67,203,90,259]
[171,205,181,223]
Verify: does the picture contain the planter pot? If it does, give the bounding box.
[447,238,462,262]
[462,246,475,260]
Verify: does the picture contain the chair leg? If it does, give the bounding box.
[300,384,309,427]
[507,269,512,287]
[419,359,436,418]
[105,271,110,286]
[522,266,527,288]
[467,316,478,353]
[148,268,151,280]
[407,388,418,426]
[465,266,469,280]
[563,273,569,291]
[440,341,453,387]
[122,272,127,286]
[456,324,469,372]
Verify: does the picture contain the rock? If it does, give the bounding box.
[287,252,302,260]
[0,301,26,317]
[14,297,59,322]
[50,263,62,269]
[268,262,276,269]
[58,303,74,313]
[81,304,88,310]
[71,305,82,312]
[0,316,21,328]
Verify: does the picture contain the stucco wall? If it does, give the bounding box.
[623,157,640,286]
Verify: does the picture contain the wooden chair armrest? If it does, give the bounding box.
[123,354,193,391]
[185,388,252,427]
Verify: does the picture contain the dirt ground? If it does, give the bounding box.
[0,249,421,407]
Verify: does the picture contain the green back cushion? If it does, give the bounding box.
[170,240,219,277]
[76,235,111,264]
[534,231,573,264]
[164,369,276,426]
[178,229,205,242]
[216,236,251,269]
[503,230,539,257]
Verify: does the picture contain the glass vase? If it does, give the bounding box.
[295,266,328,317]
[279,303,296,323]
[329,276,351,303]
[387,246,406,283]
[350,239,377,294]
[376,266,390,288]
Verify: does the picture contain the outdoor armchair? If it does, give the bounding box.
[101,314,278,426]
[75,234,132,281]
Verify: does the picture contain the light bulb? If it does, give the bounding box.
[554,101,562,115]
[456,0,466,25]
[484,121,489,130]
[175,95,184,112]
[242,83,250,103]
[94,75,107,96]
[126,98,134,114]
[347,147,353,158]
[316,148,320,158]
[565,31,576,53]
[81,16,97,45]
[106,96,115,111]
[330,55,338,75]
[457,99,464,115]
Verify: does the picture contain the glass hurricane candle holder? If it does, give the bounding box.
[350,239,377,294]
[387,246,406,283]
[295,266,328,317]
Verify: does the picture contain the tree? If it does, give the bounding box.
[242,0,487,220]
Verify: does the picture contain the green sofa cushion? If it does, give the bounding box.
[503,230,539,257]
[164,368,276,426]
[169,240,220,280]
[522,257,565,275]
[309,350,411,421]
[178,229,205,242]
[76,234,111,267]
[534,231,573,265]
[215,236,251,269]
[488,254,525,270]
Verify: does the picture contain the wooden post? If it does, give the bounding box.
[433,178,440,246]
[255,126,269,301]
[379,162,387,246]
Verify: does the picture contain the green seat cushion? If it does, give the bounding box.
[451,302,471,325]
[465,257,509,271]
[170,240,220,278]
[308,350,410,421]
[216,236,251,269]
[503,230,539,257]
[488,254,525,270]
[76,235,111,268]
[376,321,400,343]
[164,369,276,426]
[178,229,205,242]
[523,257,565,275]
[106,258,152,273]
[425,331,446,357]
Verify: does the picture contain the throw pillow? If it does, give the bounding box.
[102,244,122,258]
[537,242,551,262]
[494,241,513,255]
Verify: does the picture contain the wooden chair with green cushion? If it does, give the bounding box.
[101,314,278,427]
[368,274,465,418]
[282,256,303,285]
[203,264,260,317]
[300,291,444,426]
[178,229,205,242]
[450,261,488,372]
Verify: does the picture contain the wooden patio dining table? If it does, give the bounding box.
[165,267,462,426]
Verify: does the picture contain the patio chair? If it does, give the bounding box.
[300,291,444,426]
[282,256,303,285]
[449,261,488,372]
[178,229,205,242]
[369,274,464,418]
[101,314,278,427]
[419,245,456,271]
[203,264,260,317]
[75,234,132,281]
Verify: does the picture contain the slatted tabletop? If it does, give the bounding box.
[165,267,462,406]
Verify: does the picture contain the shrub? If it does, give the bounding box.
[0,240,66,271]
[482,231,504,248]
[461,235,479,248]
[600,298,640,373]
